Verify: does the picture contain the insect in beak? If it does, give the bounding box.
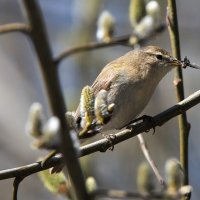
[181,57,200,69]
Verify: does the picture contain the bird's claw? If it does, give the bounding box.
[126,115,156,134]
[142,115,156,134]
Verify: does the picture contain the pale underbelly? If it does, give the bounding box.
[102,84,155,131]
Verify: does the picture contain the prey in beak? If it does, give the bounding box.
[181,56,200,69]
[169,56,200,69]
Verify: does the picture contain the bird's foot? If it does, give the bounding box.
[142,115,156,134]
[126,115,156,134]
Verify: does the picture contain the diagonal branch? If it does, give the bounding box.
[0,23,31,35]
[137,134,165,187]
[0,89,200,181]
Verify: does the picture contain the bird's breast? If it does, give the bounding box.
[102,79,157,131]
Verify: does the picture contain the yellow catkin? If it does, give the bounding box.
[129,0,146,27]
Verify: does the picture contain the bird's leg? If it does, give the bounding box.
[126,115,156,134]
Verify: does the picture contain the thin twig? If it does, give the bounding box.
[92,189,164,199]
[1,89,200,181]
[22,1,89,200]
[0,23,30,35]
[0,158,62,180]
[54,24,166,65]
[167,0,190,186]
[12,177,24,200]
[137,134,165,187]
[91,188,186,200]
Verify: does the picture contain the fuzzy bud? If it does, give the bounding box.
[130,0,161,45]
[96,10,115,42]
[146,0,161,28]
[38,169,69,196]
[94,90,114,125]
[165,158,184,195]
[129,0,146,28]
[86,176,98,193]
[32,117,60,150]
[179,185,193,199]
[26,102,43,138]
[79,86,95,137]
[137,162,155,193]
[133,15,154,39]
[65,111,76,128]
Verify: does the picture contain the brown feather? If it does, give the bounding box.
[74,61,120,125]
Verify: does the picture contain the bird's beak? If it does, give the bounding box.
[169,56,200,69]
[168,57,182,67]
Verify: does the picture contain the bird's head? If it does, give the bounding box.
[141,46,182,69]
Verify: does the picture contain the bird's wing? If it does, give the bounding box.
[91,64,118,94]
[74,63,118,124]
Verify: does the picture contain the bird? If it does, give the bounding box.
[49,46,185,173]
[74,46,182,138]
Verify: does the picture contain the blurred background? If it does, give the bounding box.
[0,0,200,199]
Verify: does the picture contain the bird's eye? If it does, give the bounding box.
[156,54,163,60]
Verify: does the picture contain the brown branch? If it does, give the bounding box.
[0,23,30,35]
[137,134,165,187]
[12,177,24,200]
[54,24,166,65]
[91,188,187,200]
[21,1,89,200]
[91,189,164,199]
[167,0,190,186]
[0,158,62,180]
[0,89,200,181]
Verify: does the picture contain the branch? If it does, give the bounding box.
[12,177,24,200]
[137,134,165,187]
[91,188,189,200]
[91,189,165,199]
[0,23,30,35]
[21,1,89,200]
[167,0,190,186]
[1,89,200,181]
[54,24,166,65]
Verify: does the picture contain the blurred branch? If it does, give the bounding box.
[21,0,89,200]
[92,189,164,199]
[0,23,30,35]
[91,188,189,199]
[54,24,166,65]
[12,177,24,200]
[1,89,200,180]
[0,158,62,180]
[137,134,165,187]
[167,0,190,186]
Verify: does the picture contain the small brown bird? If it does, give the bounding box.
[51,46,189,173]
[75,46,182,137]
